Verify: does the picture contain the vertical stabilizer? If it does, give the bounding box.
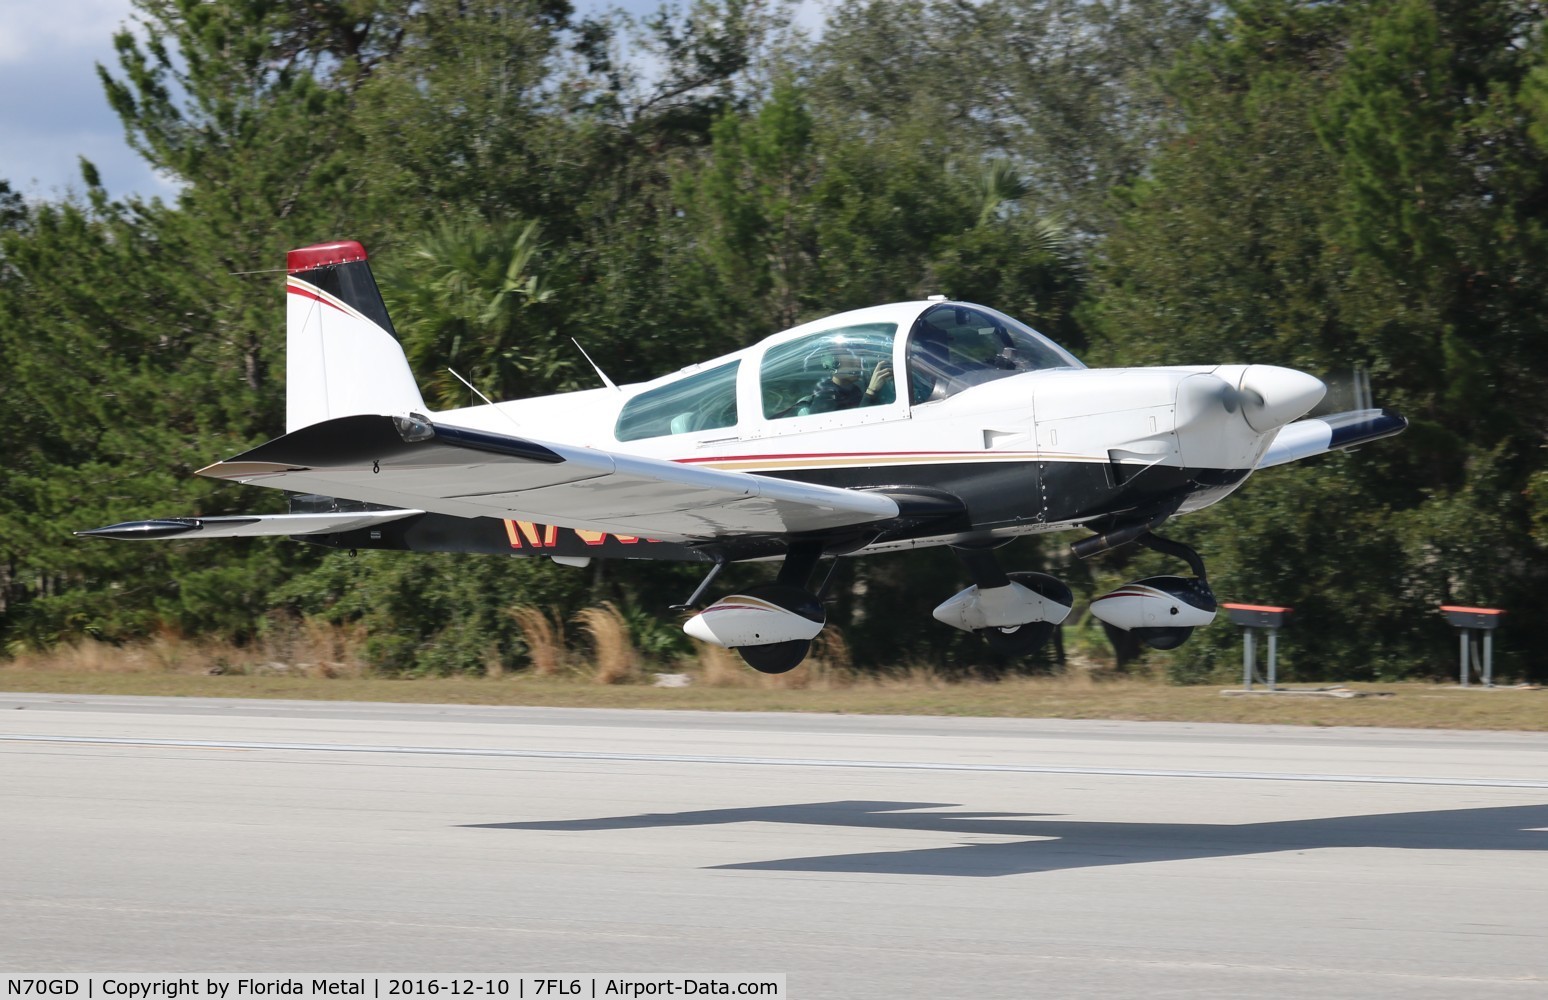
[286,240,427,433]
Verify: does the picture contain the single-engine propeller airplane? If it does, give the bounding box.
[83,240,1406,672]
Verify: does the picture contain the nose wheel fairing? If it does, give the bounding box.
[932,571,1074,633]
[976,572,1075,656]
[931,546,1075,658]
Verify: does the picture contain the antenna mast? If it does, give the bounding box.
[572,339,619,391]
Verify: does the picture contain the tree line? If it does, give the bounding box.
[2,0,1546,681]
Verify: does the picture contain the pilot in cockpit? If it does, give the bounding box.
[808,350,895,412]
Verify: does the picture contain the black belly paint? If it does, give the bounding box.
[303,459,1250,565]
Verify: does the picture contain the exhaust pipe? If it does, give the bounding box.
[1070,513,1168,561]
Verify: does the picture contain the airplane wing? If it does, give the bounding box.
[188,414,905,542]
[77,509,424,541]
[1256,409,1408,470]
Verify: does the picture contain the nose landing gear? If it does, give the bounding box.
[934,545,1074,657]
[979,572,1075,655]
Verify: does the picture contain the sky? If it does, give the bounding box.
[0,0,166,201]
[0,0,828,204]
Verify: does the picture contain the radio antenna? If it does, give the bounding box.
[572,338,619,391]
[448,367,495,406]
[447,368,523,432]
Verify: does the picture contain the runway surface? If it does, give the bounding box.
[3,693,1546,998]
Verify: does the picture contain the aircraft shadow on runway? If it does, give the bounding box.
[465,800,1548,877]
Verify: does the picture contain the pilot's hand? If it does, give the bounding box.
[868,361,893,394]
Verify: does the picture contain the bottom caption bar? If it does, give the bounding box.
[3,978,786,1000]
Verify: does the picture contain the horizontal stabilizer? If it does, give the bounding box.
[194,413,904,541]
[77,509,422,541]
[1256,409,1408,469]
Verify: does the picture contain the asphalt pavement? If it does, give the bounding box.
[3,693,1545,998]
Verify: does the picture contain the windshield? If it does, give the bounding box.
[906,304,1081,404]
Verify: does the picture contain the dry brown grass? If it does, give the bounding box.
[269,618,369,679]
[691,628,858,690]
[6,620,369,680]
[507,605,567,676]
[695,642,747,687]
[802,628,855,688]
[4,636,211,675]
[861,663,956,691]
[249,615,368,679]
[0,656,1544,730]
[5,627,1546,732]
[573,602,638,684]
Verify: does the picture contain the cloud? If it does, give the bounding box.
[0,0,168,200]
[0,0,135,66]
[0,0,837,202]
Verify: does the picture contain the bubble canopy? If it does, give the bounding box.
[614,301,1082,442]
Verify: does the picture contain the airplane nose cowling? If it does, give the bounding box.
[1237,365,1326,433]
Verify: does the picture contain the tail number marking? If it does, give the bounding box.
[504,520,641,549]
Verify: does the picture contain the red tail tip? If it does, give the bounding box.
[287,240,368,274]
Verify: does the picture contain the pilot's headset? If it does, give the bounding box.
[806,339,864,375]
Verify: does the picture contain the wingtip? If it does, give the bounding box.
[76,519,203,540]
[1325,408,1408,448]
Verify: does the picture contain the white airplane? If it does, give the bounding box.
[82,240,1406,672]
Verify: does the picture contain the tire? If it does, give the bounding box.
[1133,626,1194,650]
[726,582,823,673]
[736,639,811,674]
[980,620,1057,656]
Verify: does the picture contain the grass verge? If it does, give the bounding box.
[0,664,1543,731]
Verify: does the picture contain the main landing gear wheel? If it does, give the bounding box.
[982,622,1056,656]
[1132,626,1193,650]
[737,639,812,674]
[731,582,825,675]
[976,572,1073,656]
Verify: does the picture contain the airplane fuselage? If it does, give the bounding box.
[335,316,1314,564]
